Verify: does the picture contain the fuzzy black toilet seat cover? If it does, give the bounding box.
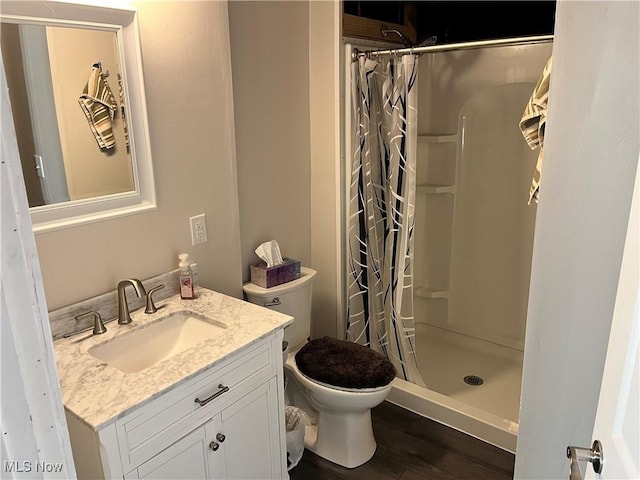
[295,336,396,389]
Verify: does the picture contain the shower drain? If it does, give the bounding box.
[463,375,484,386]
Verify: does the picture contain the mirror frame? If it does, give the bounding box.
[1,1,156,233]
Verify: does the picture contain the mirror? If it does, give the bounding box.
[0,1,156,233]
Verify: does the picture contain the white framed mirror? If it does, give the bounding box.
[0,1,156,233]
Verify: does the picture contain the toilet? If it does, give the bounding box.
[242,267,395,469]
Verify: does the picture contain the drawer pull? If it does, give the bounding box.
[194,384,229,407]
[209,441,219,452]
[216,433,226,443]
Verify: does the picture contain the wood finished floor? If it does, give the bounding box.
[289,401,515,480]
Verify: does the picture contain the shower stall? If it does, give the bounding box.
[345,38,553,452]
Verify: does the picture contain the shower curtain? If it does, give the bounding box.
[347,54,424,386]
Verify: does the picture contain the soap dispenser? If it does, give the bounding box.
[178,253,195,299]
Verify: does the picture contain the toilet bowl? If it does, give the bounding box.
[242,267,394,468]
[285,350,392,468]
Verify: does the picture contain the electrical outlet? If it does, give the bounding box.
[189,214,208,245]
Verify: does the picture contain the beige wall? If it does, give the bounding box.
[230,1,341,338]
[309,1,341,339]
[47,27,133,200]
[229,1,311,280]
[35,1,243,310]
[35,0,343,338]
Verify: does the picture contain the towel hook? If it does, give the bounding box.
[93,61,110,78]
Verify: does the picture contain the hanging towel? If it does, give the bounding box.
[78,64,117,150]
[520,56,552,204]
[117,73,130,152]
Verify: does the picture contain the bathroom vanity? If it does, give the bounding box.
[54,288,292,479]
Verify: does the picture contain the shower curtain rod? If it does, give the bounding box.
[351,34,553,62]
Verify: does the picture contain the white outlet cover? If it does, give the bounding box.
[189,214,208,245]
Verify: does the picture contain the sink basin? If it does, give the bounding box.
[88,310,227,373]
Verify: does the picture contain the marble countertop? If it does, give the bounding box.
[54,287,292,431]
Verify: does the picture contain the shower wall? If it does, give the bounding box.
[413,43,553,351]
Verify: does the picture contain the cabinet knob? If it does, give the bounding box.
[216,433,226,443]
[209,441,219,452]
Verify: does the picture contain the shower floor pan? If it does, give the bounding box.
[387,324,523,453]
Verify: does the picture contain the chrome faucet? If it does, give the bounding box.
[117,278,147,325]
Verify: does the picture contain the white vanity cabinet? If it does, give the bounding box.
[130,378,280,480]
[66,333,288,480]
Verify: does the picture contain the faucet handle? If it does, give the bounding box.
[76,311,107,335]
[145,284,165,314]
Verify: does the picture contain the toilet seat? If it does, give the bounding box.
[287,355,391,393]
[294,336,396,390]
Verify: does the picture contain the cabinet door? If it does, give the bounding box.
[127,427,209,480]
[208,378,283,480]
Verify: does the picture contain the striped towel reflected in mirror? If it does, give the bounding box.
[520,56,553,204]
[78,63,118,150]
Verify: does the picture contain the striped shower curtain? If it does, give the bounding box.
[347,54,424,386]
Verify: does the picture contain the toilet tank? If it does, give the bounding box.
[242,267,316,351]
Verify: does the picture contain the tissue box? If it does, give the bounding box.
[250,258,301,288]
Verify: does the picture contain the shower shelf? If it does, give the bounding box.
[414,286,449,299]
[417,183,455,194]
[417,134,458,144]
